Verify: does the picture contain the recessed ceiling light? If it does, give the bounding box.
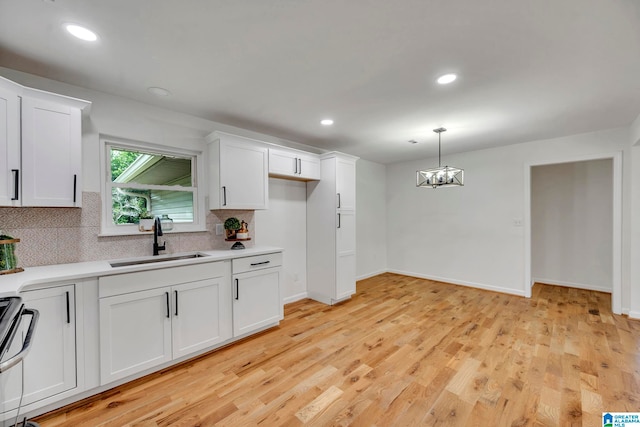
[65,24,98,42]
[437,73,457,85]
[320,119,334,126]
[147,87,172,97]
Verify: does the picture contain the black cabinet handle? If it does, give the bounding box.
[73,174,77,203]
[222,186,227,206]
[65,291,70,324]
[250,260,271,266]
[294,158,298,174]
[337,193,341,208]
[165,292,170,318]
[298,158,302,175]
[235,278,239,300]
[11,169,19,200]
[174,290,178,316]
[337,213,341,229]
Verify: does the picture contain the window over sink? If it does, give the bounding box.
[100,137,206,235]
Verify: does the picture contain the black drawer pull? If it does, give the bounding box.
[250,261,271,266]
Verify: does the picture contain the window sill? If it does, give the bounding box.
[98,227,209,237]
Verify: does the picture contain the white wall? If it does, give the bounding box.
[356,159,387,279]
[386,128,631,307]
[630,141,640,318]
[531,159,613,292]
[255,178,308,302]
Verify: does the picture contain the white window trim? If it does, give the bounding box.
[99,135,207,236]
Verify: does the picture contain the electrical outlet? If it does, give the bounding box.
[513,219,523,227]
[215,224,223,235]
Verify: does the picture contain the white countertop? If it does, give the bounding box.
[0,246,283,297]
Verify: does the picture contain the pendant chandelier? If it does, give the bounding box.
[416,127,464,188]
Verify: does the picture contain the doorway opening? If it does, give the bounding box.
[524,152,622,314]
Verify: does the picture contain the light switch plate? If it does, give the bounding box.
[215,224,223,235]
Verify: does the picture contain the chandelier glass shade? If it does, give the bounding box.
[416,128,464,188]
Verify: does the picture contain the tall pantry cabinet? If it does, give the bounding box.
[307,152,358,305]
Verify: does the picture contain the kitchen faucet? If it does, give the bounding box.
[153,217,166,255]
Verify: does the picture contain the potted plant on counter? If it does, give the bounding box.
[224,217,241,240]
[138,210,155,232]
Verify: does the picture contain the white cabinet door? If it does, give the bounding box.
[171,278,232,359]
[99,287,172,385]
[210,133,268,210]
[299,154,321,180]
[21,96,82,207]
[268,148,320,181]
[268,148,297,177]
[336,210,356,300]
[1,285,77,415]
[0,83,20,207]
[336,253,356,301]
[21,285,77,405]
[336,157,356,211]
[233,268,281,337]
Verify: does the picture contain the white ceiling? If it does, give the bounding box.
[1,0,639,164]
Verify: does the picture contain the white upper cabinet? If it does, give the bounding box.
[0,80,20,206]
[21,96,82,207]
[268,147,320,181]
[208,132,269,210]
[0,76,90,208]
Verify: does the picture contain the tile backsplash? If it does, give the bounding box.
[0,192,255,267]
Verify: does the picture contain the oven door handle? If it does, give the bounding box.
[0,308,39,373]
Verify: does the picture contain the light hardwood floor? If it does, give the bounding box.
[34,273,640,426]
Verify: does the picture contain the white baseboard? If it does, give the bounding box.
[628,310,640,319]
[532,277,612,294]
[386,269,526,297]
[283,292,308,305]
[356,269,387,281]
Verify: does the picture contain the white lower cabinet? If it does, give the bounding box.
[1,284,76,415]
[172,278,232,359]
[99,287,173,384]
[99,262,232,385]
[233,269,281,336]
[0,252,284,422]
[232,252,283,337]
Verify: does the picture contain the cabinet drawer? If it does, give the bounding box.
[232,252,282,274]
[99,261,229,298]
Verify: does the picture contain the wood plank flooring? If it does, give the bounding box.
[34,274,640,426]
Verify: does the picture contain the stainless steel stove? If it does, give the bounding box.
[0,297,24,361]
[0,296,40,427]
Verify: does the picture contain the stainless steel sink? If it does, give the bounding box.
[109,253,209,268]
